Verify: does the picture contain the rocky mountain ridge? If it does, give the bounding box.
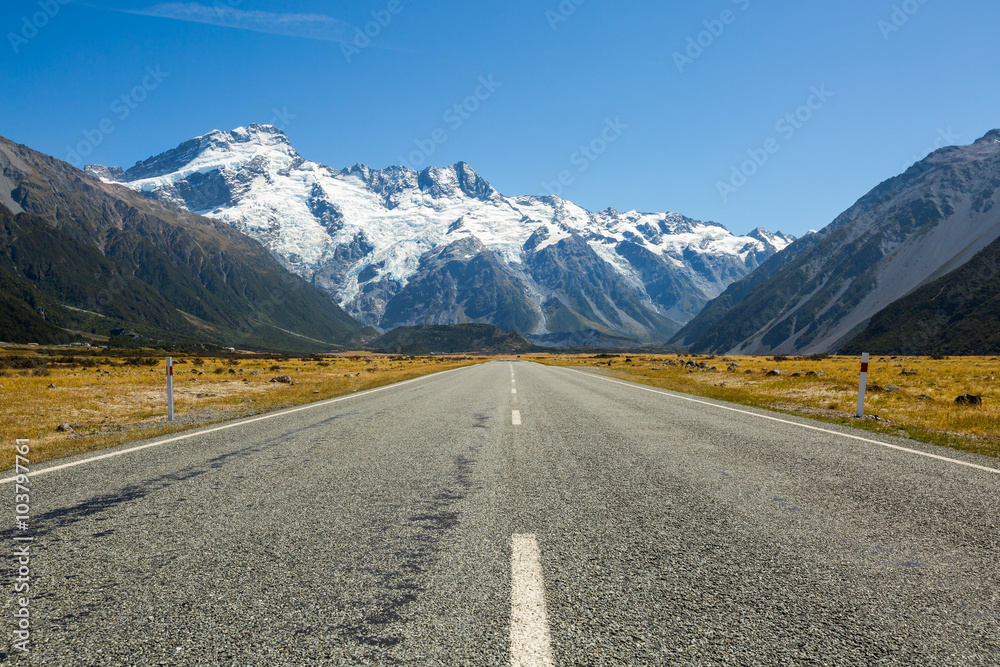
[672,130,1000,354]
[89,124,793,344]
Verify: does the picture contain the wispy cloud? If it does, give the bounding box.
[104,2,353,43]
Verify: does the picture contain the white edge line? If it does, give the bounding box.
[561,367,1000,475]
[0,364,477,485]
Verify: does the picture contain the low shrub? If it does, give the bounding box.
[124,357,159,367]
[0,355,49,370]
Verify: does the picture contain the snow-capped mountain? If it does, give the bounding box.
[88,124,793,343]
[673,130,1000,354]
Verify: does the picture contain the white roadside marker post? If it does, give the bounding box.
[855,352,870,418]
[167,357,175,422]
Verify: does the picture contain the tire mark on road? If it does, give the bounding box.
[335,444,482,659]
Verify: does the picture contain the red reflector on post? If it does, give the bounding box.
[860,363,869,373]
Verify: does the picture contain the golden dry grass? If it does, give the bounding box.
[0,350,483,469]
[530,353,1000,459]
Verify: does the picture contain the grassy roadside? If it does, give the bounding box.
[529,353,1000,460]
[0,349,485,469]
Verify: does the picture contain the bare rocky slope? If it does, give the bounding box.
[841,232,1000,355]
[672,130,1000,355]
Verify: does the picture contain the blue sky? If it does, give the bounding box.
[2,0,998,238]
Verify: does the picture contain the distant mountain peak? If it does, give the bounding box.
[748,226,794,246]
[199,123,293,149]
[84,164,126,182]
[416,162,498,202]
[231,123,288,137]
[196,123,298,158]
[974,129,1000,145]
[86,123,300,185]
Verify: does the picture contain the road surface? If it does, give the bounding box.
[3,361,999,665]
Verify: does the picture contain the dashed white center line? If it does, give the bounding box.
[512,410,521,426]
[510,534,553,667]
[512,387,517,395]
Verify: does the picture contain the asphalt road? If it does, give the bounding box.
[3,361,999,665]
